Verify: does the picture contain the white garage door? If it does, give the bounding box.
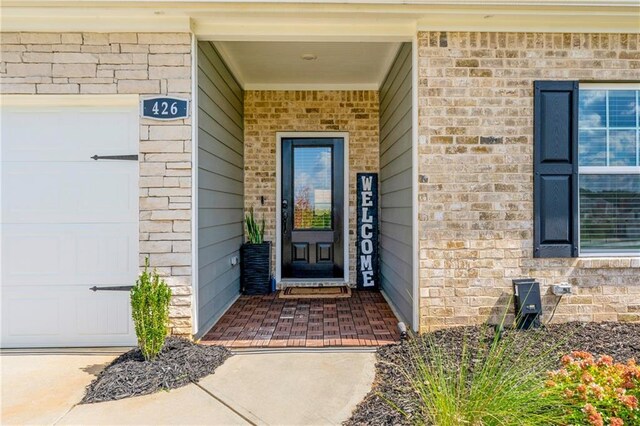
[1,96,139,348]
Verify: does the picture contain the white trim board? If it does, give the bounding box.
[190,33,200,336]
[4,1,639,6]
[275,131,350,285]
[4,1,639,34]
[411,35,420,333]
[6,1,638,5]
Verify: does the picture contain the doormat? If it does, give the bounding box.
[279,286,352,299]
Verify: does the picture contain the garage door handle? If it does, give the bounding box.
[89,285,134,292]
[91,155,138,161]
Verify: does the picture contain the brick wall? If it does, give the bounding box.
[0,32,194,336]
[244,90,379,284]
[417,31,640,330]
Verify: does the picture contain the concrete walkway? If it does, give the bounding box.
[1,350,376,426]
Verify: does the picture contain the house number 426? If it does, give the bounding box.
[152,101,178,116]
[141,97,189,121]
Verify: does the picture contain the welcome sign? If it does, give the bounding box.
[356,173,379,289]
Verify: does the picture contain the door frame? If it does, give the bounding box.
[276,131,349,284]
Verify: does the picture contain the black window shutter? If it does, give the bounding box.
[533,80,579,258]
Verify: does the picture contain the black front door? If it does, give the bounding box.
[282,137,344,279]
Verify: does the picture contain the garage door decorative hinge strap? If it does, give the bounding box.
[89,285,134,292]
[91,155,139,161]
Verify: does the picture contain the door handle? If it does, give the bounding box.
[282,200,288,234]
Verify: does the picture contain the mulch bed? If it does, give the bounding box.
[346,322,640,426]
[82,337,231,404]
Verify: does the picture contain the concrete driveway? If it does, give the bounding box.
[1,352,117,425]
[1,350,376,425]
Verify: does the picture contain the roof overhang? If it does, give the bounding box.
[1,1,639,35]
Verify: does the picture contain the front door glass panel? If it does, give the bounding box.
[293,147,332,230]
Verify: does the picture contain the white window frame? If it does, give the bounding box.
[578,83,640,257]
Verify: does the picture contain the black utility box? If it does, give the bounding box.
[512,279,542,329]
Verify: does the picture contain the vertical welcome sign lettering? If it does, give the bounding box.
[356,173,379,289]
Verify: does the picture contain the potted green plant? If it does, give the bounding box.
[240,208,271,295]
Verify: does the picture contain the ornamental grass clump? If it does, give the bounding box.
[130,259,172,361]
[544,351,640,426]
[389,310,569,426]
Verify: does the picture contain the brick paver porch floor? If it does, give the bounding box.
[200,290,401,348]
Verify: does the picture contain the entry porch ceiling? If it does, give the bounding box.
[213,41,401,90]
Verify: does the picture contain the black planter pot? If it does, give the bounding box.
[240,241,272,295]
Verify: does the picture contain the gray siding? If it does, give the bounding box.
[197,41,244,336]
[379,43,413,327]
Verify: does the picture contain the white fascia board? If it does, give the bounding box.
[416,10,640,33]
[1,12,191,33]
[4,1,639,6]
[194,20,417,42]
[2,2,638,34]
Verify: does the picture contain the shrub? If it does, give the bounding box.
[130,259,172,361]
[545,351,640,426]
[394,325,567,426]
[245,207,265,244]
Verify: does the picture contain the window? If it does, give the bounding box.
[578,85,640,255]
[293,146,333,230]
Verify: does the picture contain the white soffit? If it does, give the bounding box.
[214,41,402,90]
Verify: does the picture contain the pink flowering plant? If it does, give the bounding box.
[544,351,640,426]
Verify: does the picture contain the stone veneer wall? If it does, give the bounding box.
[0,32,194,336]
[244,90,379,284]
[417,31,640,330]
